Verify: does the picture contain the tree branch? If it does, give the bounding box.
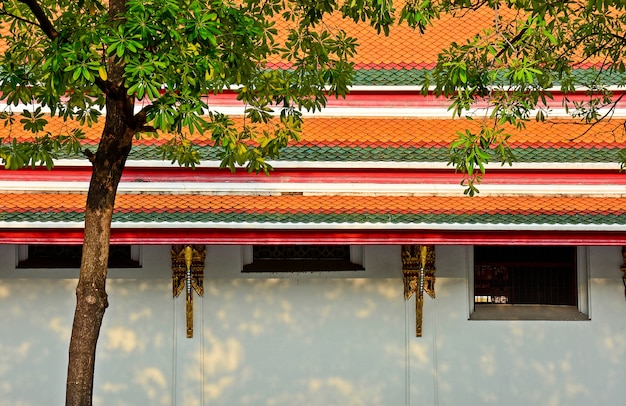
[93,77,126,99]
[16,0,58,40]
[133,105,157,133]
[495,27,528,59]
[564,93,626,141]
[82,148,96,163]
[606,32,626,43]
[12,0,122,100]
[0,9,39,28]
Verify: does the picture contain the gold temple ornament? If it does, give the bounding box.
[402,245,436,337]
[621,247,626,297]
[171,245,206,338]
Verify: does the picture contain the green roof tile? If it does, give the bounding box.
[3,210,626,227]
[122,145,625,164]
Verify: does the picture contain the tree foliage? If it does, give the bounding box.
[1,0,354,171]
[2,0,625,403]
[418,0,626,194]
[0,0,431,172]
[0,1,432,404]
[3,1,625,183]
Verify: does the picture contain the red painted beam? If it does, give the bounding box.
[10,88,615,110]
[3,89,626,109]
[186,89,626,109]
[2,228,626,246]
[2,166,626,185]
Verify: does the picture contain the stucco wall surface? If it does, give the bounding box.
[0,245,624,406]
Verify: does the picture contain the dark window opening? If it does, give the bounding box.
[242,245,364,272]
[474,246,577,306]
[17,245,141,269]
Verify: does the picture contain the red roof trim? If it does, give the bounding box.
[71,88,623,109]
[2,228,626,246]
[3,166,626,185]
[206,89,626,109]
[3,89,624,111]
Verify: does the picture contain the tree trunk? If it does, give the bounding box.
[65,90,135,405]
[64,0,133,402]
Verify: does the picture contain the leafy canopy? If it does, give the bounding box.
[418,0,626,195]
[3,0,624,194]
[0,0,432,172]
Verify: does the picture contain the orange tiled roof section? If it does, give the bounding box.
[297,118,626,149]
[2,192,624,218]
[0,3,529,69]
[92,194,626,215]
[0,193,86,210]
[267,3,605,69]
[7,115,626,150]
[267,3,508,69]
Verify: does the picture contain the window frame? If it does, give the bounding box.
[16,244,142,269]
[468,246,589,321]
[241,245,364,273]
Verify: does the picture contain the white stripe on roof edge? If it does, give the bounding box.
[2,181,626,197]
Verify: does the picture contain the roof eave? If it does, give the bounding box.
[2,227,626,246]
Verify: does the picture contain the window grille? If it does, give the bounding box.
[242,245,364,272]
[17,245,141,268]
[474,246,577,306]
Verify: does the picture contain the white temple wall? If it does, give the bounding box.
[0,245,624,405]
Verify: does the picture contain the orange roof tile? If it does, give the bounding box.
[268,5,509,68]
[6,114,626,151]
[4,186,626,244]
[2,192,625,218]
[0,2,596,70]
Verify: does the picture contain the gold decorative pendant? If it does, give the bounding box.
[402,245,436,337]
[621,247,626,297]
[171,245,206,338]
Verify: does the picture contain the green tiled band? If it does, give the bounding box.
[2,210,625,226]
[336,68,626,87]
[123,145,623,164]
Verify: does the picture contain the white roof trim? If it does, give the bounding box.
[50,159,622,171]
[2,180,626,197]
[350,85,626,92]
[4,101,626,118]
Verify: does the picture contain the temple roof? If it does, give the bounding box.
[8,113,626,166]
[2,166,626,244]
[4,191,626,230]
[2,3,626,244]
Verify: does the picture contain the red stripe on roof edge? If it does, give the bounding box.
[4,89,626,109]
[2,228,626,246]
[178,89,626,109]
[3,167,626,185]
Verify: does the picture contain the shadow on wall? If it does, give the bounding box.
[425,278,626,406]
[3,275,625,406]
[0,278,405,406]
[94,279,173,406]
[0,277,408,406]
[0,279,77,405]
[0,278,174,406]
[183,278,407,406]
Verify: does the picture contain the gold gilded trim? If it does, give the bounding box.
[402,245,436,337]
[621,247,626,297]
[172,245,206,338]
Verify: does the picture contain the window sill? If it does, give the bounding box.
[470,304,589,321]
